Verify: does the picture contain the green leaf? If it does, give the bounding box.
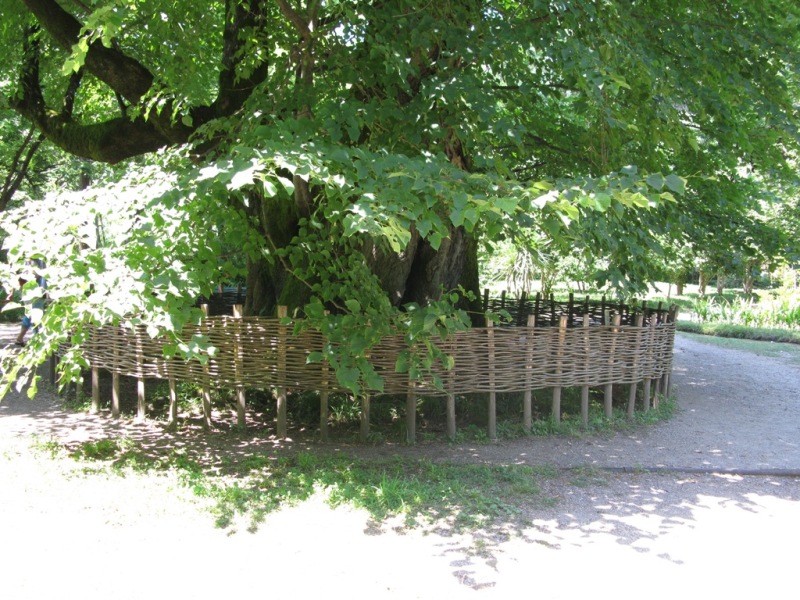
[345,298,362,313]
[646,173,665,191]
[665,174,686,195]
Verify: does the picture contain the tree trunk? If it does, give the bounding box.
[698,269,710,297]
[716,269,725,295]
[242,191,481,318]
[742,261,756,296]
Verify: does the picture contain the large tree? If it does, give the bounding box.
[1,0,798,392]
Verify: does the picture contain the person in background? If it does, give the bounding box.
[13,258,46,347]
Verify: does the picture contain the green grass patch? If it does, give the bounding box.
[54,436,552,532]
[185,452,550,531]
[677,330,800,365]
[676,321,800,345]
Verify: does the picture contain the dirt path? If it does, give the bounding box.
[1,327,800,599]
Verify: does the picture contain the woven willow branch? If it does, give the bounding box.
[78,318,676,397]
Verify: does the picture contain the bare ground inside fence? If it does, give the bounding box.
[2,324,800,599]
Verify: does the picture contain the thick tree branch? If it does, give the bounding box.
[214,0,270,116]
[22,0,154,103]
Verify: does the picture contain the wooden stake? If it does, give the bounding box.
[523,314,535,433]
[360,393,370,443]
[91,366,100,414]
[277,305,288,439]
[319,309,330,442]
[135,329,146,421]
[406,382,416,445]
[627,314,644,418]
[200,304,212,430]
[642,316,657,413]
[446,339,457,440]
[168,374,178,428]
[552,315,568,423]
[233,304,246,429]
[112,328,120,419]
[487,318,497,442]
[581,313,590,427]
[604,314,621,419]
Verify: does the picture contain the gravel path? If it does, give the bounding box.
[1,326,799,599]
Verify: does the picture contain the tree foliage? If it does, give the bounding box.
[0,0,798,395]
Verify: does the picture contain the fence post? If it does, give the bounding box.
[91,364,100,414]
[627,314,644,418]
[319,317,330,442]
[642,316,657,413]
[568,292,574,327]
[112,327,120,419]
[135,328,146,421]
[168,373,178,429]
[406,380,416,445]
[551,315,568,423]
[487,317,497,442]
[233,304,247,429]
[446,338,457,440]
[517,292,527,326]
[200,304,212,430]
[360,393,371,443]
[604,314,621,419]
[581,313,590,426]
[523,314,535,433]
[277,305,288,439]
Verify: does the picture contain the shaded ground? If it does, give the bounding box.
[1,326,799,598]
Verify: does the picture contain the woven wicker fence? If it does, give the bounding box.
[74,298,677,442]
[80,318,675,395]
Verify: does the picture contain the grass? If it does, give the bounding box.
[45,390,675,534]
[677,330,800,366]
[676,320,800,345]
[51,439,558,532]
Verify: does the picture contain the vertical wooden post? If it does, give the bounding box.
[523,314,535,433]
[581,313,590,427]
[517,292,527,326]
[233,304,246,429]
[168,374,178,428]
[551,315,568,423]
[500,290,507,310]
[136,328,146,421]
[627,314,644,418]
[446,339,457,441]
[534,292,541,327]
[91,366,100,414]
[568,292,574,327]
[550,293,556,326]
[483,288,490,313]
[200,304,212,430]
[276,305,288,439]
[603,314,621,419]
[487,318,497,442]
[642,316,657,413]
[319,328,330,442]
[406,382,416,445]
[112,327,120,419]
[360,393,371,443]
